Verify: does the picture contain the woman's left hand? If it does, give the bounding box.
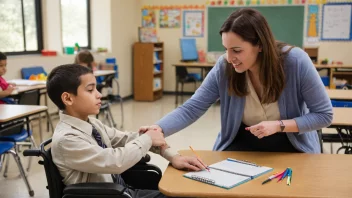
[246,121,281,139]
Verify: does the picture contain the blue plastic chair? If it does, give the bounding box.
[21,66,47,79]
[331,100,352,108]
[0,141,34,196]
[0,119,37,176]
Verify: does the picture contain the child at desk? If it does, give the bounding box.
[0,52,15,104]
[46,64,205,198]
[74,50,97,71]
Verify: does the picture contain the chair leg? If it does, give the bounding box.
[26,135,38,172]
[181,82,184,104]
[175,80,179,105]
[0,154,5,173]
[107,104,118,128]
[45,94,49,132]
[7,149,34,196]
[38,113,43,143]
[3,152,10,177]
[119,97,124,129]
[45,110,54,133]
[106,108,114,128]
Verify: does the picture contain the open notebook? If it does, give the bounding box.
[183,158,272,189]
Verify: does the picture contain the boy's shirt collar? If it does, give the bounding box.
[59,111,93,136]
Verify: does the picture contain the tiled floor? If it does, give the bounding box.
[0,95,345,198]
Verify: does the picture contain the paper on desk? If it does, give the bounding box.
[8,79,46,86]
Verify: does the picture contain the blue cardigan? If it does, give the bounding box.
[156,47,333,153]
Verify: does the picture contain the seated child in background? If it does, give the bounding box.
[74,50,97,71]
[0,52,15,104]
[47,64,206,198]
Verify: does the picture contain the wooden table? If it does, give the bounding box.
[159,150,352,198]
[315,64,352,89]
[327,89,352,101]
[0,105,52,143]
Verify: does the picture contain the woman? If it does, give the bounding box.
[141,8,332,153]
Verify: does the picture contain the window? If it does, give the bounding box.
[0,0,43,54]
[61,0,91,49]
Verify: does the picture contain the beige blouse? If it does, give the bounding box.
[242,72,280,126]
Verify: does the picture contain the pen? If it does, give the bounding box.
[278,168,289,182]
[286,169,291,185]
[261,172,279,185]
[189,146,210,172]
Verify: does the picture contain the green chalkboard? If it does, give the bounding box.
[207,6,304,52]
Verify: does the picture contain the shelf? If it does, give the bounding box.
[153,60,162,64]
[154,71,163,75]
[153,88,162,92]
[154,48,163,52]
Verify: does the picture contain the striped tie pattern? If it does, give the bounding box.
[91,126,126,186]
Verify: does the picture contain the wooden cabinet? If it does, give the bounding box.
[133,42,164,101]
[304,47,319,63]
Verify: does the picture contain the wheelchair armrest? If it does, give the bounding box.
[63,183,127,195]
[137,154,151,164]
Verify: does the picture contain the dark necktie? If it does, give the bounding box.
[91,126,125,186]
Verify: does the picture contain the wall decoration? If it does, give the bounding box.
[160,9,181,28]
[183,10,204,37]
[142,9,156,27]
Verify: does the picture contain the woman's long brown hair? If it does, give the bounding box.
[220,8,293,104]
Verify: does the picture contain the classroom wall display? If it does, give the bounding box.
[142,9,157,27]
[321,3,352,41]
[138,27,158,43]
[205,0,329,5]
[306,4,320,45]
[159,9,181,28]
[183,10,204,37]
[142,5,205,10]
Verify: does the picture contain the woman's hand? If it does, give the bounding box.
[139,125,162,134]
[170,155,207,171]
[246,121,281,139]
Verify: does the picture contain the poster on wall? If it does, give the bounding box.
[142,9,156,27]
[138,27,158,43]
[305,5,320,46]
[321,3,352,40]
[183,10,204,37]
[160,9,181,28]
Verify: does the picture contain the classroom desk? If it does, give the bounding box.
[326,89,352,101]
[321,107,352,154]
[315,64,352,89]
[93,70,116,77]
[172,62,214,79]
[11,84,47,95]
[0,105,51,142]
[159,150,352,198]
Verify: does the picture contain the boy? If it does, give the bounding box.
[0,52,15,104]
[47,64,205,198]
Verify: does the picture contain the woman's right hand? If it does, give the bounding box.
[145,129,166,146]
[139,125,163,134]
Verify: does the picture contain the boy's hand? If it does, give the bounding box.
[145,129,166,146]
[170,155,207,171]
[139,125,162,134]
[5,86,15,95]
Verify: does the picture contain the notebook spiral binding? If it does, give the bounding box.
[191,175,215,185]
